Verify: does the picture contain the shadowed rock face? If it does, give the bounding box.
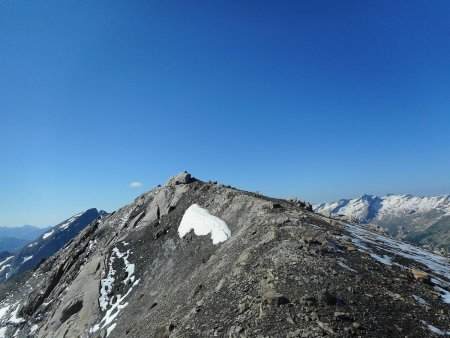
[0,174,449,338]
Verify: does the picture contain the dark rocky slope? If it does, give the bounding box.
[0,173,448,337]
[0,208,104,283]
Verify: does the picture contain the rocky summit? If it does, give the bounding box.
[0,172,449,338]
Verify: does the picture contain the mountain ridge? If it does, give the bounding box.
[0,208,105,283]
[0,173,448,337]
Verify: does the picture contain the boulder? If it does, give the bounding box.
[166,171,193,186]
[262,290,290,306]
[411,269,431,283]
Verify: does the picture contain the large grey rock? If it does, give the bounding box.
[166,171,193,186]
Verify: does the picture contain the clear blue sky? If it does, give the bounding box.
[1,1,449,227]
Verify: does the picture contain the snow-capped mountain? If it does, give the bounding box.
[0,173,448,338]
[0,209,105,283]
[314,194,450,250]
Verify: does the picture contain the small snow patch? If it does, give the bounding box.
[421,320,450,336]
[0,257,13,267]
[42,230,54,239]
[0,265,10,273]
[30,324,39,334]
[412,295,429,306]
[370,253,392,265]
[106,323,117,337]
[337,261,357,273]
[92,247,139,336]
[8,304,25,324]
[0,304,11,321]
[436,287,450,304]
[178,204,231,244]
[22,256,33,264]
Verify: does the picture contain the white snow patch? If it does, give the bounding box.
[42,299,53,307]
[0,305,11,321]
[337,261,357,273]
[8,304,25,324]
[42,230,54,239]
[22,256,33,264]
[0,257,13,267]
[436,286,450,304]
[91,279,140,335]
[178,204,231,244]
[0,265,10,273]
[86,239,98,255]
[30,324,39,334]
[412,295,429,306]
[106,323,117,337]
[421,320,450,336]
[92,247,139,336]
[370,253,392,265]
[0,327,6,338]
[98,247,136,311]
[27,243,36,248]
[59,213,82,230]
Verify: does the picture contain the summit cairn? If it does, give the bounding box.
[166,171,193,186]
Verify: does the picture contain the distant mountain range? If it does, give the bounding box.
[0,225,50,252]
[0,225,50,241]
[314,194,450,250]
[0,208,105,283]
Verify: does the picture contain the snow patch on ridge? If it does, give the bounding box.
[59,212,82,230]
[178,204,231,244]
[42,230,54,239]
[0,304,11,321]
[92,247,139,337]
[421,320,450,336]
[21,256,33,264]
[8,304,24,324]
[0,257,13,267]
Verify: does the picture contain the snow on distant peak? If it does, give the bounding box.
[42,230,54,240]
[0,257,13,267]
[314,194,450,222]
[59,212,83,230]
[21,256,33,264]
[178,204,231,244]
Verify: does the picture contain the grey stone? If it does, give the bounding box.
[166,171,193,186]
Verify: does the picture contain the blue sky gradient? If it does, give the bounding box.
[1,1,449,226]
